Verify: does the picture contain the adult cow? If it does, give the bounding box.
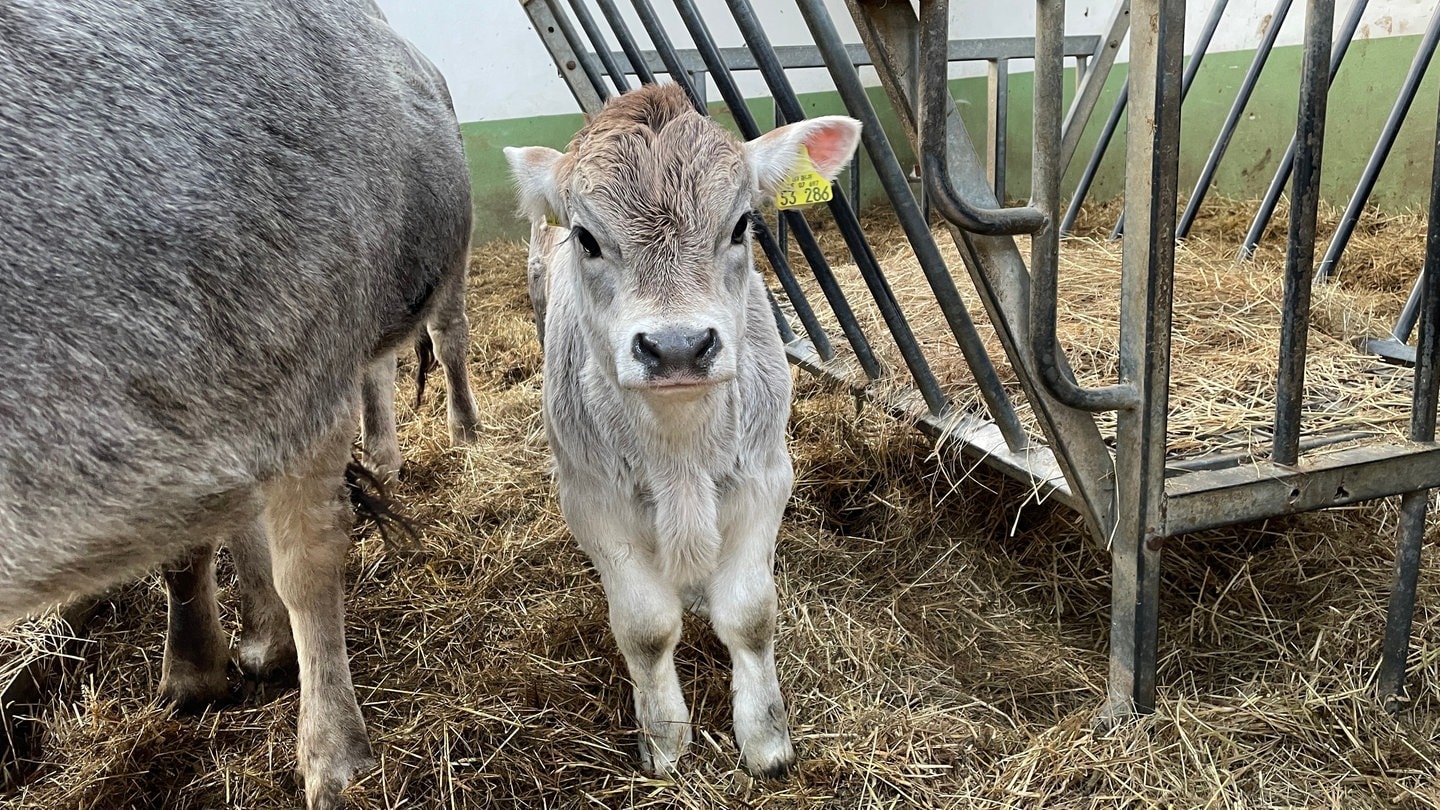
[0,1,472,806]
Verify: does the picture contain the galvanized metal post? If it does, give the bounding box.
[521,0,608,114]
[1105,0,1184,718]
[1376,79,1440,709]
[987,58,1009,202]
[1272,0,1334,467]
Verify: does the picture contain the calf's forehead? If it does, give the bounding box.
[568,117,749,250]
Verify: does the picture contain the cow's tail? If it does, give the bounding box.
[345,460,418,548]
[412,330,439,410]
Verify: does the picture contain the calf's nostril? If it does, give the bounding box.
[697,328,719,361]
[632,332,661,364]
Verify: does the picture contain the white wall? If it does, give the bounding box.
[375,0,1435,124]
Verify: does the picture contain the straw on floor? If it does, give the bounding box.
[1,202,1437,809]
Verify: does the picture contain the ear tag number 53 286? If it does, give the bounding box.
[775,145,833,210]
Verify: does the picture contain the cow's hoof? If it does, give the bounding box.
[159,660,232,714]
[637,723,690,777]
[448,414,481,446]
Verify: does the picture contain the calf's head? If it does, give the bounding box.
[506,84,859,395]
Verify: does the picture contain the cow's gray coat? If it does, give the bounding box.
[0,1,473,806]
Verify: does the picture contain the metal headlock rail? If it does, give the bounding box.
[520,0,1440,717]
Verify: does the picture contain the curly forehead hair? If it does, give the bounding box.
[558,83,749,244]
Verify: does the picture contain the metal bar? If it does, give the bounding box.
[1105,0,1184,719]
[1239,0,1370,258]
[522,0,608,114]
[1271,0,1334,467]
[917,3,1049,236]
[987,59,1009,202]
[1317,3,1440,280]
[1164,442,1440,535]
[552,0,612,102]
[725,0,951,416]
[850,0,1119,545]
[568,0,630,92]
[1025,0,1138,413]
[752,212,835,361]
[1176,0,1295,239]
[658,0,875,372]
[594,36,1107,76]
[1377,91,1440,706]
[1059,0,1130,178]
[1108,0,1231,238]
[1164,431,1374,474]
[800,0,1031,451]
[594,0,656,83]
[1061,75,1126,235]
[628,0,707,111]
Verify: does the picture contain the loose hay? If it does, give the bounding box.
[1,206,1438,808]
[788,196,1426,460]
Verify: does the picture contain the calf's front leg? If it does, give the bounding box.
[568,502,690,773]
[360,350,403,480]
[711,478,795,778]
[264,422,373,810]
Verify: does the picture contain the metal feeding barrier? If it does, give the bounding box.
[520,0,1440,717]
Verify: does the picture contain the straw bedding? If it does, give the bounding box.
[790,196,1427,460]
[1,203,1438,808]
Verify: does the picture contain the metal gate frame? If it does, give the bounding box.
[519,0,1440,718]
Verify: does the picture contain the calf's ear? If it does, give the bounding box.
[504,146,567,226]
[744,116,862,197]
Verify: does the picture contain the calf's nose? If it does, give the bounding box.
[632,327,720,378]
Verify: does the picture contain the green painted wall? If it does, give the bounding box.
[465,32,1438,244]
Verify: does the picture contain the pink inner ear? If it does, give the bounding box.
[803,122,858,177]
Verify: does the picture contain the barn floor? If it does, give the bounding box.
[3,212,1440,808]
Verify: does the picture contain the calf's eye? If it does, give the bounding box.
[730,215,749,245]
[573,226,601,259]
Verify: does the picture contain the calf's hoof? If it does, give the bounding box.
[237,637,299,697]
[744,738,797,780]
[637,722,691,776]
[297,734,374,810]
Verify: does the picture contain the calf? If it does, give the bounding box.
[0,1,473,806]
[505,83,859,777]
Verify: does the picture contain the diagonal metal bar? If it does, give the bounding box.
[568,0,631,92]
[1239,0,1371,258]
[797,0,1030,451]
[522,0,608,113]
[850,0,1118,544]
[1177,0,1295,239]
[722,0,952,416]
[594,0,656,83]
[1058,0,1130,178]
[1316,2,1440,280]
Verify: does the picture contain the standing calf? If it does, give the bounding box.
[506,83,859,777]
[0,1,473,806]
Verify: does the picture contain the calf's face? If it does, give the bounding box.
[507,93,859,396]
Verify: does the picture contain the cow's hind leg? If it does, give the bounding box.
[425,274,480,444]
[160,542,231,711]
[711,485,795,778]
[230,517,298,691]
[360,350,403,480]
[264,423,372,810]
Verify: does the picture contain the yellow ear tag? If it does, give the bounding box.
[774,145,833,210]
[544,212,560,226]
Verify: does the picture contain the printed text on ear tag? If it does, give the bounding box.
[775,145,833,210]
